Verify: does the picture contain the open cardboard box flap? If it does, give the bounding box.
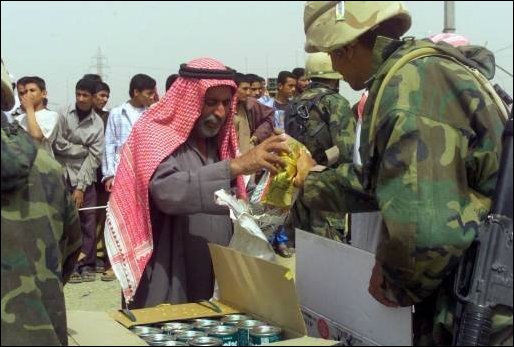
[209,244,307,336]
[111,244,306,338]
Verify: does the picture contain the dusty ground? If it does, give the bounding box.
[64,255,295,312]
[65,275,121,312]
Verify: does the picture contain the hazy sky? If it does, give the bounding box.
[1,1,513,107]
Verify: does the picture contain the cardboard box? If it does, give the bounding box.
[105,244,336,346]
[296,229,413,346]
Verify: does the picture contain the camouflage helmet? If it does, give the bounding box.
[304,1,411,53]
[305,52,343,80]
[1,59,15,111]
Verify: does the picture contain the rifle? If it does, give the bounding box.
[453,110,513,346]
[493,84,513,108]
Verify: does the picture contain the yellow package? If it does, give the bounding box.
[260,137,308,209]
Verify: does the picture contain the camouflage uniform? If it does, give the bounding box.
[1,119,82,346]
[302,2,510,344]
[289,81,356,242]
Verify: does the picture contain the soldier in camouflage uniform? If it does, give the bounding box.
[286,52,356,242]
[296,2,511,345]
[1,59,82,346]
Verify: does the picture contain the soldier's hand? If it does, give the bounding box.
[368,261,399,308]
[72,189,84,209]
[294,149,316,187]
[229,134,290,177]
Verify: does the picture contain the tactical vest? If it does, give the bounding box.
[284,88,337,165]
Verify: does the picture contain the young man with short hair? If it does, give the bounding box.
[15,76,59,156]
[53,77,105,283]
[102,74,156,192]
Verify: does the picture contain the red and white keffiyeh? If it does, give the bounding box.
[105,58,245,303]
[428,33,470,47]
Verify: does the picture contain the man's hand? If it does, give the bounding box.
[293,150,316,187]
[104,177,114,192]
[230,134,290,177]
[20,93,46,141]
[368,261,399,308]
[20,93,36,112]
[72,189,84,209]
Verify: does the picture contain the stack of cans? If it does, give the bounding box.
[128,314,283,346]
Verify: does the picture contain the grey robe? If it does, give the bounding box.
[129,138,233,308]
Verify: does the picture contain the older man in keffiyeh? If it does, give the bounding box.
[105,58,288,307]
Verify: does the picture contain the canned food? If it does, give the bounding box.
[159,322,193,335]
[193,319,222,332]
[207,325,238,346]
[189,336,224,346]
[249,325,282,345]
[236,320,265,346]
[139,333,175,344]
[175,330,206,343]
[149,342,188,346]
[129,325,162,336]
[221,314,251,326]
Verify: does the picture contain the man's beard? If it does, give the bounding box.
[195,114,225,138]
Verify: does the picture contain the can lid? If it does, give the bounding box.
[249,325,282,337]
[221,314,250,321]
[140,333,175,342]
[160,322,192,331]
[176,330,206,338]
[160,322,192,328]
[194,321,221,328]
[189,336,224,346]
[207,325,238,335]
[237,319,265,328]
[150,341,189,346]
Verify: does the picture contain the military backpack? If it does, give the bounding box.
[284,89,337,165]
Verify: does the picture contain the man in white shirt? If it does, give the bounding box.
[102,74,156,192]
[15,76,58,157]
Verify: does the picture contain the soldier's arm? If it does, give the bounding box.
[375,110,489,305]
[301,163,378,213]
